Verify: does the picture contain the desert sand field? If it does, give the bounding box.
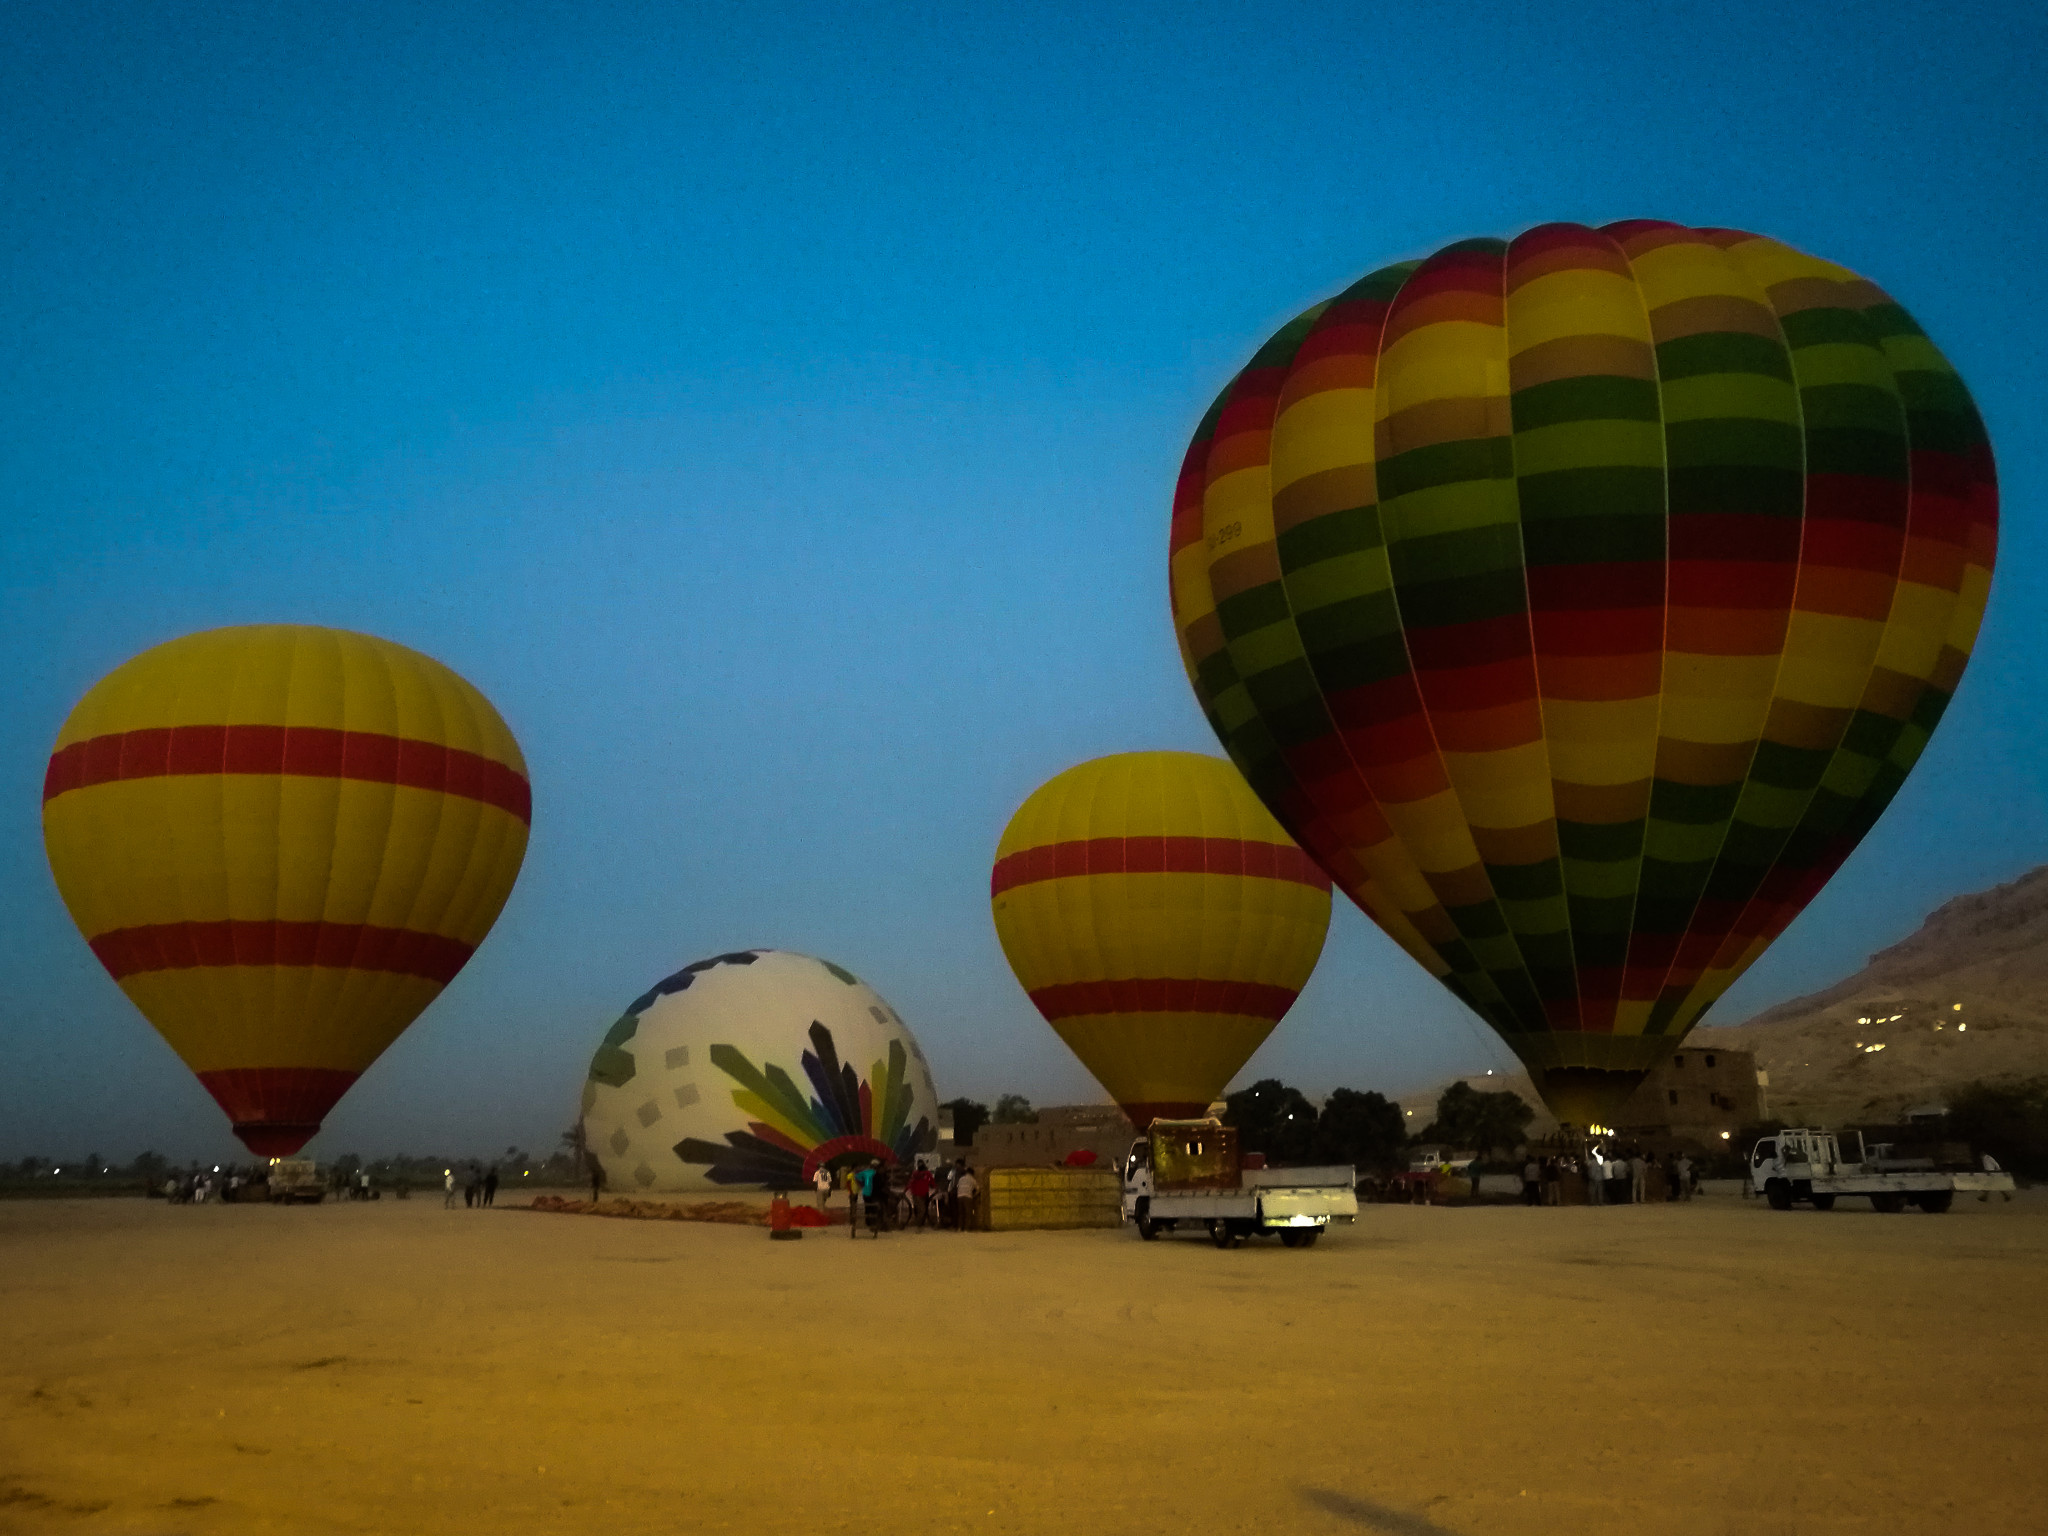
[4,1191,2044,1536]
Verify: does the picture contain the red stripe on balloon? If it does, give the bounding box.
[88,920,475,983]
[1026,978,1302,1022]
[196,1067,358,1127]
[43,724,531,824]
[990,836,1331,898]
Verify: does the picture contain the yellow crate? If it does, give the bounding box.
[984,1168,1122,1230]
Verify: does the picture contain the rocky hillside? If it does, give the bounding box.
[1692,865,2048,1126]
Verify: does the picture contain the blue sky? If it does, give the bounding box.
[4,1,2043,1161]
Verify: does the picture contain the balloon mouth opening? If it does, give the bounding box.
[234,1123,321,1157]
[1118,1100,1208,1129]
[1536,1067,1649,1130]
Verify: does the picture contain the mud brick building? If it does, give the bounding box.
[1611,1046,1763,1145]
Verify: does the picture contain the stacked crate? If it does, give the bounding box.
[982,1167,1122,1230]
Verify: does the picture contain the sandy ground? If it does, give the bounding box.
[4,1191,2044,1536]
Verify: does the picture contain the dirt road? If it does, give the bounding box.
[3,1192,2042,1535]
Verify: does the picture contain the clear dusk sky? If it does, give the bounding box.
[3,1,2043,1161]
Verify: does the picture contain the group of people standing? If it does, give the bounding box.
[811,1157,980,1235]
[444,1165,500,1208]
[160,1168,244,1203]
[1518,1149,1696,1206]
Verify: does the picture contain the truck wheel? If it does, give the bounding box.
[1137,1217,1161,1241]
[1914,1192,1953,1214]
[1764,1180,1792,1211]
[1208,1222,1238,1250]
[1280,1229,1320,1249]
[1870,1193,1906,1214]
[1809,1194,1836,1211]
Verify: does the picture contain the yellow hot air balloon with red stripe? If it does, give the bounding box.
[990,752,1331,1126]
[41,625,531,1156]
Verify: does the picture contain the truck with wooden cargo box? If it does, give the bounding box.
[1749,1128,2015,1212]
[266,1159,327,1204]
[1121,1118,1357,1248]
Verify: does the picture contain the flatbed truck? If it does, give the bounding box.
[1750,1128,2014,1213]
[1122,1119,1357,1248]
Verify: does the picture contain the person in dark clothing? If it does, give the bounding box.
[483,1167,499,1207]
[869,1161,891,1232]
[589,1160,605,1203]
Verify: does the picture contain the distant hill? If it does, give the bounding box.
[1693,864,2048,1126]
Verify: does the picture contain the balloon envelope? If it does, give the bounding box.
[579,948,940,1191]
[42,625,532,1154]
[991,752,1332,1125]
[1169,222,1996,1125]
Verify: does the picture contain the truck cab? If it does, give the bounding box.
[1750,1131,1845,1209]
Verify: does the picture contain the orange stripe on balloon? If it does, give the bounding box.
[44,724,532,825]
[89,920,475,983]
[1027,978,1303,1022]
[989,836,1332,897]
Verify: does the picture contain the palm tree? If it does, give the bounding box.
[559,1122,588,1175]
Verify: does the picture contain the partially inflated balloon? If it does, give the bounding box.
[1170,222,1996,1126]
[991,752,1332,1125]
[42,626,532,1154]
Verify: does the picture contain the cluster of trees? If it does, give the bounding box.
[9,1153,129,1179]
[1410,1080,1535,1158]
[937,1078,1537,1167]
[1221,1077,1536,1170]
[1944,1079,2048,1177]
[1221,1079,1406,1169]
[5,1146,586,1191]
[939,1093,1036,1147]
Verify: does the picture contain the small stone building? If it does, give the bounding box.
[969,1105,1137,1171]
[1611,1046,1763,1145]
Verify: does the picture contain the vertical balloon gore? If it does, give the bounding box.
[1171,222,1996,1126]
[42,625,533,1152]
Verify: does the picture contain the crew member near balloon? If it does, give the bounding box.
[991,751,1332,1128]
[42,625,532,1156]
[1169,220,1996,1126]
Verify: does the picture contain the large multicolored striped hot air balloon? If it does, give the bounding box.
[990,752,1332,1126]
[42,625,532,1155]
[1170,222,1996,1127]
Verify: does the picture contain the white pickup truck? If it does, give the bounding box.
[1750,1128,2014,1213]
[1122,1119,1358,1249]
